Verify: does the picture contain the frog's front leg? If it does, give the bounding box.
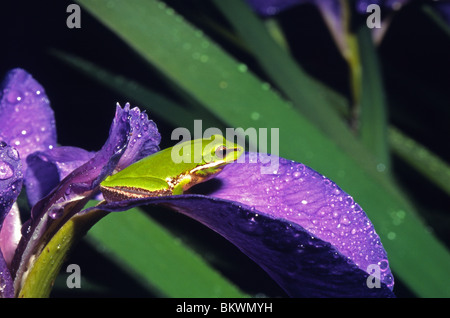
[171,175,193,195]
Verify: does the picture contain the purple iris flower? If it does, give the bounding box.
[0,68,394,297]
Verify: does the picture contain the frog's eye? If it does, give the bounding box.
[214,145,227,159]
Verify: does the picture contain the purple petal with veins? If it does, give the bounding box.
[0,142,23,298]
[84,152,394,297]
[11,103,161,291]
[25,146,95,206]
[210,154,393,286]
[0,68,56,173]
[0,142,23,229]
[0,203,21,267]
[114,104,161,171]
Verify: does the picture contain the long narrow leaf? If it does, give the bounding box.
[86,205,248,297]
[389,126,450,196]
[357,26,390,171]
[50,50,223,131]
[212,0,376,170]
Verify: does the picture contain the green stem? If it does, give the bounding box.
[17,209,107,298]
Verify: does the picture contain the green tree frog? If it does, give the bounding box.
[100,135,243,202]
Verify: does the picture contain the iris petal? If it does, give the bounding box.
[84,152,394,297]
[0,68,56,173]
[25,146,95,206]
[11,103,161,290]
[0,142,23,298]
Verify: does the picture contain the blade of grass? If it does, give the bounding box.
[50,49,223,132]
[357,26,390,171]
[422,3,450,38]
[389,126,450,196]
[76,0,450,297]
[212,0,367,164]
[86,205,248,297]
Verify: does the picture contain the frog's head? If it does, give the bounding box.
[191,135,243,176]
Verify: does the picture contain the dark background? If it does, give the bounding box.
[1,0,449,297]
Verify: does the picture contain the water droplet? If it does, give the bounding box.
[332,186,341,195]
[339,214,351,225]
[387,231,396,240]
[6,90,22,104]
[49,206,65,219]
[378,259,389,272]
[0,162,14,180]
[157,1,167,10]
[237,64,248,73]
[261,82,271,90]
[250,112,260,121]
[7,147,19,162]
[344,195,354,206]
[292,171,302,179]
[376,163,386,172]
[385,273,394,287]
[165,7,174,15]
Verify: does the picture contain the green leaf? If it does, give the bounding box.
[422,3,450,38]
[86,206,248,297]
[50,49,222,131]
[357,26,390,171]
[18,210,107,298]
[389,126,450,196]
[211,0,367,165]
[76,0,450,297]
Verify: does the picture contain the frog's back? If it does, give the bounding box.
[110,138,210,181]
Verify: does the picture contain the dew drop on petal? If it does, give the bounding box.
[49,206,65,219]
[0,161,14,180]
[292,171,302,179]
[6,148,19,161]
[6,90,22,104]
[378,259,389,272]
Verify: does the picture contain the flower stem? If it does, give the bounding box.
[17,209,107,298]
